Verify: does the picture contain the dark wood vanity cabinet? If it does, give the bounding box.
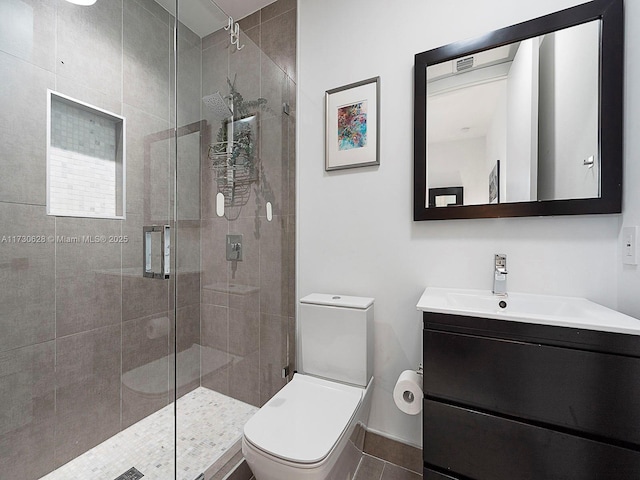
[422,312,640,480]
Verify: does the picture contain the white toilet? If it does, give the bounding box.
[242,294,374,480]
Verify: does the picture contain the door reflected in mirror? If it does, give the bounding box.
[426,20,600,208]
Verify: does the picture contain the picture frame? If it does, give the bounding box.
[428,186,464,208]
[489,160,500,204]
[325,76,380,171]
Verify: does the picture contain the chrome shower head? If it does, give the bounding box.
[202,92,233,121]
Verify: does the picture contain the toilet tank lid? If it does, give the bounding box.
[300,293,374,309]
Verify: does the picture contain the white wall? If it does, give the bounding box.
[618,0,640,317]
[298,0,635,447]
[505,38,539,202]
[486,85,508,201]
[538,21,600,200]
[428,137,488,205]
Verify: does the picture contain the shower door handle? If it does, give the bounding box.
[143,225,170,279]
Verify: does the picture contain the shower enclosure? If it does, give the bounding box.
[0,0,296,478]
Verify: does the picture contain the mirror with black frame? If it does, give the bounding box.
[414,0,623,220]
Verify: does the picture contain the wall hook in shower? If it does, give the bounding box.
[224,16,245,51]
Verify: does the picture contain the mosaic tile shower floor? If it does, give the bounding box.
[40,387,258,480]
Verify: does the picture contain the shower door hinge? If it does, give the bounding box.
[282,102,290,116]
[281,365,290,378]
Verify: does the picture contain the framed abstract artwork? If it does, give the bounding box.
[325,76,380,171]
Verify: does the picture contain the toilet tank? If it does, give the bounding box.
[299,294,374,388]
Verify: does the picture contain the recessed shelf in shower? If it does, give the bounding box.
[46,90,126,219]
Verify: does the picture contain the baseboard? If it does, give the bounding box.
[363,429,422,475]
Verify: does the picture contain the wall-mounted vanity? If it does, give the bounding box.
[414,0,623,220]
[417,287,640,479]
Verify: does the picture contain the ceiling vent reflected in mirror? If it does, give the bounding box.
[456,57,474,72]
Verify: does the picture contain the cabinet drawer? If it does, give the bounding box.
[424,467,459,479]
[424,399,640,480]
[424,329,640,445]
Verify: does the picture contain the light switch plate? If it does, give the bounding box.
[622,226,638,265]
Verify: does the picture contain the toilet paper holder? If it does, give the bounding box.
[403,364,423,403]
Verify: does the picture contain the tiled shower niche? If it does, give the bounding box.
[47,91,125,219]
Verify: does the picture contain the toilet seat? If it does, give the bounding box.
[243,374,364,464]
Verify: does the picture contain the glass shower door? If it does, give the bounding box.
[174,0,296,478]
[0,0,177,478]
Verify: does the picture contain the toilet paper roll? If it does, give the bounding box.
[146,317,169,339]
[393,370,423,415]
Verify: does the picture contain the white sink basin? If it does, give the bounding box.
[417,287,640,335]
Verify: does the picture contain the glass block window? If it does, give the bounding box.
[47,91,125,218]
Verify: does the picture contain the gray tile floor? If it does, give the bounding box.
[244,453,422,480]
[354,454,422,480]
[353,454,422,480]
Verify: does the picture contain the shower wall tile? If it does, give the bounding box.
[121,313,170,428]
[238,15,260,49]
[176,28,202,128]
[228,37,261,113]
[258,116,287,217]
[201,217,229,306]
[55,217,122,337]
[0,53,54,205]
[228,308,259,358]
[201,356,230,398]
[178,20,201,48]
[122,313,170,374]
[55,325,121,467]
[260,51,287,121]
[229,349,260,407]
[173,304,201,398]
[176,270,201,309]
[54,76,122,117]
[56,0,123,102]
[201,303,230,396]
[228,287,260,313]
[123,0,172,122]
[177,127,202,221]
[122,104,171,217]
[202,42,233,112]
[175,304,201,352]
[121,213,145,270]
[202,304,228,352]
[0,0,56,73]
[259,314,288,405]
[0,341,55,479]
[122,272,169,322]
[261,8,296,83]
[261,0,296,23]
[238,11,261,33]
[202,28,228,51]
[260,216,289,317]
[0,203,55,354]
[132,0,174,28]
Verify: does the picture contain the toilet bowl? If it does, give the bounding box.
[242,294,375,480]
[242,374,373,480]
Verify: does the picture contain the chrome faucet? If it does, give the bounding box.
[493,254,508,295]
